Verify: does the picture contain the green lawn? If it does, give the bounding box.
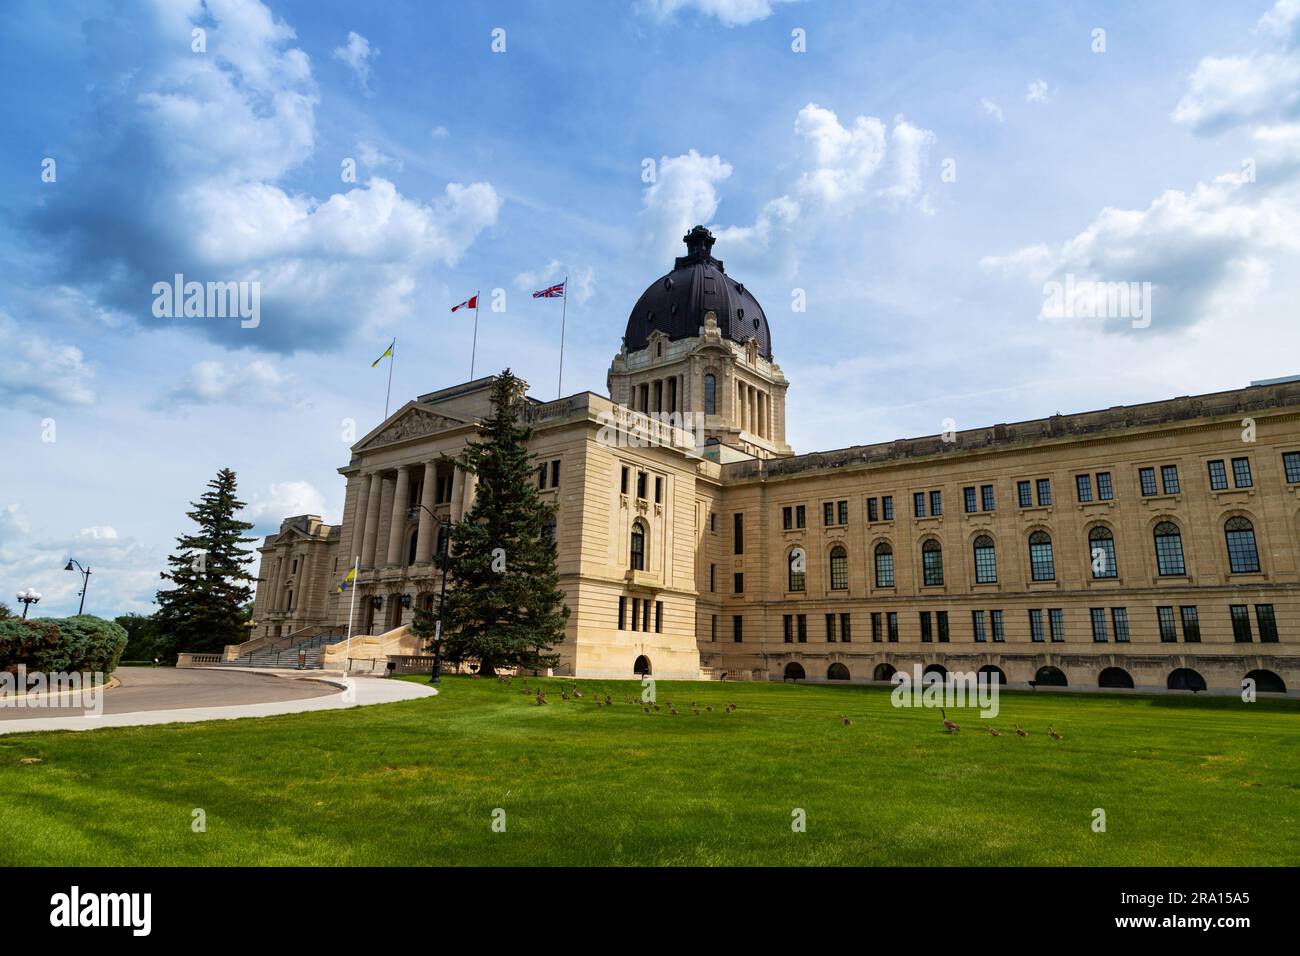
[1,675,1297,866]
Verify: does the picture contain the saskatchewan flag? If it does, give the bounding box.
[371,339,395,367]
[335,565,358,594]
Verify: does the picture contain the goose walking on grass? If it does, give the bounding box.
[941,708,960,734]
[1048,724,1063,740]
[1014,723,1028,737]
[986,725,1001,737]
[841,716,852,726]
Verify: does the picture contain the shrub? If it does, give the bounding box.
[0,615,128,675]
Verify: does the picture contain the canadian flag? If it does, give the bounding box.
[451,294,478,313]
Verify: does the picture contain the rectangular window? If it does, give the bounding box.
[709,564,715,593]
[887,611,899,642]
[1157,606,1178,643]
[783,614,793,643]
[710,513,716,532]
[991,609,1005,643]
[1179,605,1200,643]
[797,614,807,643]
[972,610,987,642]
[1139,467,1157,496]
[618,596,626,630]
[551,460,561,489]
[840,613,851,643]
[1029,609,1045,642]
[1036,478,1052,506]
[1161,464,1180,495]
[1090,608,1108,642]
[1284,451,1300,484]
[913,492,926,518]
[981,484,995,511]
[538,464,547,489]
[733,615,743,643]
[1017,480,1032,508]
[920,611,932,642]
[1256,604,1278,643]
[711,614,717,642]
[937,610,950,643]
[824,501,835,526]
[1048,608,1064,642]
[734,572,743,594]
[630,597,640,632]
[1207,459,1228,490]
[654,476,663,503]
[1111,607,1130,643]
[1231,457,1253,488]
[620,466,629,495]
[1230,605,1252,642]
[643,599,651,632]
[734,513,744,555]
[783,506,793,530]
[654,601,663,634]
[866,497,879,522]
[882,496,894,520]
[837,500,849,524]
[964,486,977,513]
[796,505,806,528]
[636,471,647,499]
[1096,472,1114,500]
[930,490,942,516]
[1075,474,1093,502]
[826,613,836,642]
[871,611,883,643]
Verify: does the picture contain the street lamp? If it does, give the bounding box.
[409,504,451,684]
[15,588,41,618]
[64,559,92,614]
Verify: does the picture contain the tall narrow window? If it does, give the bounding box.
[703,374,716,414]
[973,535,997,584]
[1096,472,1114,500]
[783,614,793,643]
[919,611,932,642]
[733,615,743,643]
[826,613,836,642]
[929,490,942,516]
[1224,517,1260,573]
[839,613,851,643]
[829,546,848,590]
[1075,474,1093,502]
[1284,451,1300,484]
[1028,608,1045,642]
[882,496,894,520]
[629,521,646,571]
[1230,605,1252,642]
[1111,607,1130,642]
[733,513,744,555]
[1028,530,1055,581]
[655,601,663,633]
[874,542,894,587]
[1090,608,1108,642]
[981,484,995,511]
[871,611,882,642]
[837,500,849,524]
[922,539,944,586]
[1036,478,1052,506]
[1048,608,1064,642]
[990,609,1005,642]
[972,609,987,642]
[887,611,899,642]
[1017,481,1032,508]
[1160,464,1180,494]
[782,506,793,530]
[788,549,805,592]
[964,487,977,513]
[937,610,950,643]
[1089,526,1117,578]
[1256,604,1278,642]
[1179,605,1200,642]
[1157,606,1178,642]
[796,505,805,528]
[866,498,879,522]
[1153,521,1185,576]
[1139,467,1158,496]
[618,596,626,630]
[1207,459,1228,490]
[618,465,628,495]
[913,492,926,518]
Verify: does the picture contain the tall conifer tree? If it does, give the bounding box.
[436,371,569,675]
[155,467,257,656]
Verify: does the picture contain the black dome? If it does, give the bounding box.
[623,225,772,360]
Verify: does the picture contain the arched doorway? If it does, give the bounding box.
[828,662,850,681]
[1168,668,1206,691]
[1098,667,1134,689]
[783,662,806,682]
[633,654,652,676]
[1035,665,1068,687]
[923,663,948,679]
[873,663,896,682]
[1244,669,1286,693]
[977,664,1006,685]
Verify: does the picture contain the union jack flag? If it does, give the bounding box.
[532,281,566,299]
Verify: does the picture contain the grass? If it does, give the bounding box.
[1,675,1297,866]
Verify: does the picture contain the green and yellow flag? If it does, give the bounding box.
[335,565,358,594]
[371,338,395,367]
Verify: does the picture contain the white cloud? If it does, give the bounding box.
[514,260,596,304]
[0,504,31,543]
[159,358,300,408]
[357,140,402,171]
[637,0,798,27]
[430,125,449,139]
[246,481,335,528]
[1025,80,1050,104]
[77,526,119,542]
[794,104,936,210]
[640,150,734,259]
[980,98,1004,122]
[0,311,96,407]
[333,31,378,93]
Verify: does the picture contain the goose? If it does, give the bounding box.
[941,708,960,734]
[1014,723,1028,737]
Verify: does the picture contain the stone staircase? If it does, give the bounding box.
[219,632,335,669]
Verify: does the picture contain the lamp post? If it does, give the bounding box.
[15,588,42,618]
[409,504,451,684]
[64,559,91,614]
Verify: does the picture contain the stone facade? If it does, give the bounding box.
[251,230,1300,694]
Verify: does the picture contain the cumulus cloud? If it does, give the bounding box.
[980,98,1005,122]
[333,31,378,93]
[637,0,798,27]
[1025,80,1050,104]
[0,311,96,407]
[793,105,936,210]
[639,150,734,259]
[245,481,336,529]
[357,140,402,171]
[28,1,500,355]
[159,358,301,408]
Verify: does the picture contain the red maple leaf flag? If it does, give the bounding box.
[451,294,478,313]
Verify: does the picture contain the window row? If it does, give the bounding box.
[618,466,663,503]
[616,595,663,632]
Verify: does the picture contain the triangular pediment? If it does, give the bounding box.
[356,404,471,451]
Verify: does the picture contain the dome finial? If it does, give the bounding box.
[682,224,716,259]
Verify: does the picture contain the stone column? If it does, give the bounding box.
[386,465,411,566]
[450,464,465,523]
[416,461,437,563]
[349,473,372,565]
[360,473,384,568]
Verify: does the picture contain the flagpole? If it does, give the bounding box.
[557,276,568,399]
[343,556,359,674]
[470,290,480,381]
[384,338,396,420]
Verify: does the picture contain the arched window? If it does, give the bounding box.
[972,535,996,584]
[1224,517,1260,573]
[829,545,848,590]
[703,373,717,414]
[874,542,894,588]
[1028,530,1055,581]
[787,548,806,592]
[1153,521,1185,576]
[922,539,944,586]
[1089,526,1117,578]
[630,520,646,571]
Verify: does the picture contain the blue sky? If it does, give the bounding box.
[3,0,1299,617]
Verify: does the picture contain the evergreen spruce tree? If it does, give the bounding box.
[437,370,569,675]
[155,468,258,657]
